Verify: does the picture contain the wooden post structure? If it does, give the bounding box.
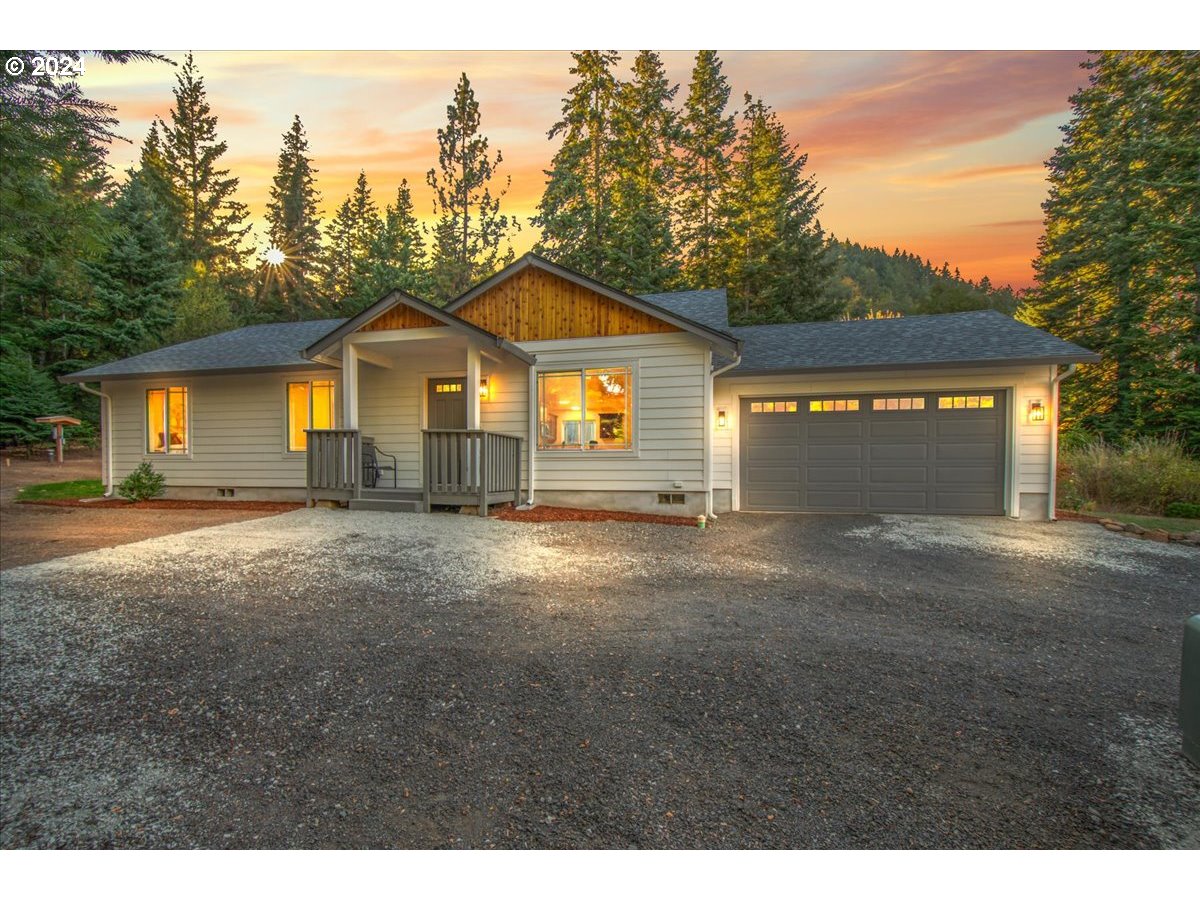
[35,415,81,464]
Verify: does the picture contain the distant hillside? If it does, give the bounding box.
[825,238,1020,319]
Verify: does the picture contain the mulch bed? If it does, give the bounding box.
[1054,510,1102,523]
[23,499,304,511]
[493,504,698,527]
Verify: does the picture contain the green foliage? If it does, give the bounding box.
[365,180,431,299]
[169,268,236,342]
[1058,436,1200,515]
[825,240,1019,318]
[532,51,622,283]
[1022,51,1200,451]
[1165,501,1200,519]
[261,115,324,319]
[427,73,518,303]
[321,170,380,312]
[677,51,738,289]
[17,478,104,501]
[117,461,166,502]
[723,94,834,324]
[0,344,68,445]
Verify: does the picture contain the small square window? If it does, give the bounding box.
[750,402,763,413]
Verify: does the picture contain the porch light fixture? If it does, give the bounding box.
[479,376,491,401]
[1028,399,1046,423]
[716,408,729,429]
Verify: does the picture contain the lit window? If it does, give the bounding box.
[287,380,336,451]
[872,397,926,411]
[938,395,995,410]
[809,398,860,412]
[434,382,462,393]
[538,367,632,450]
[146,387,189,454]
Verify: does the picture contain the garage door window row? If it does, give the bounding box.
[750,400,798,413]
[809,398,860,413]
[938,394,995,410]
[871,396,926,411]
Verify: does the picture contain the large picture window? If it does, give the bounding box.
[287,380,335,451]
[538,367,632,450]
[146,387,189,454]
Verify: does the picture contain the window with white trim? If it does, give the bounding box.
[537,367,632,450]
[146,387,189,454]
[287,380,335,451]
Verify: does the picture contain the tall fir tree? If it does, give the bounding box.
[1023,51,1200,447]
[321,170,380,312]
[261,114,323,320]
[608,50,681,293]
[365,180,431,298]
[677,51,738,289]
[82,170,180,358]
[426,73,518,302]
[723,95,834,323]
[156,52,251,312]
[532,50,622,282]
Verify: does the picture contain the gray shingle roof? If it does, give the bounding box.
[637,289,731,333]
[727,309,1099,375]
[61,319,346,382]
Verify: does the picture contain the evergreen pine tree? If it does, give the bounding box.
[83,170,180,358]
[1023,50,1200,446]
[531,51,621,282]
[157,53,251,309]
[427,73,518,302]
[723,95,834,323]
[677,51,737,289]
[261,115,324,319]
[321,171,380,312]
[365,180,431,298]
[608,50,681,293]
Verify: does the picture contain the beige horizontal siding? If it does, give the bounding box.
[105,370,339,489]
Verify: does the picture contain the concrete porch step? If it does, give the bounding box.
[347,497,424,513]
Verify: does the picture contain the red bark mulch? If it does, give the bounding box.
[24,498,305,511]
[493,504,698,527]
[1053,510,1104,524]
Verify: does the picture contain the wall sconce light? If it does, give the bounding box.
[1028,399,1046,423]
[479,376,491,401]
[716,408,729,429]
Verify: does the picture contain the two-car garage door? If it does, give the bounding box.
[740,390,1007,514]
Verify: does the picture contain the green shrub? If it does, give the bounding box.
[1165,501,1200,520]
[1059,436,1200,515]
[117,462,166,502]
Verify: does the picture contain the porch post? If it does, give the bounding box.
[465,342,481,430]
[343,340,359,430]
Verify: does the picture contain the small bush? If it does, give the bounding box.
[1059,436,1200,515]
[117,462,166,502]
[1165,501,1200,520]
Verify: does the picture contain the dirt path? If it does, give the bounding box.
[0,452,292,570]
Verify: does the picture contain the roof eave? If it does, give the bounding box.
[59,361,338,384]
[721,352,1101,379]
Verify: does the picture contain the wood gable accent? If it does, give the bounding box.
[453,266,681,342]
[361,304,445,332]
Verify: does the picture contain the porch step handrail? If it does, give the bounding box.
[422,428,522,516]
[305,428,361,504]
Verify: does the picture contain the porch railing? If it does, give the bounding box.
[305,428,361,504]
[423,429,522,515]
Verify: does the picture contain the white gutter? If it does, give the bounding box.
[1047,363,1078,522]
[76,383,114,497]
[705,351,743,519]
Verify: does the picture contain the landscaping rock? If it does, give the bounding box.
[1125,523,1147,535]
[1146,529,1170,543]
[1103,523,1125,532]
[1187,531,1200,543]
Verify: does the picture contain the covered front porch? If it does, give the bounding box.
[300,291,536,515]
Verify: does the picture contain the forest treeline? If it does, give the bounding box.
[0,50,1195,449]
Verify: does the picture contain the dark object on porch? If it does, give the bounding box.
[35,415,81,463]
[362,437,398,489]
[1182,615,1200,768]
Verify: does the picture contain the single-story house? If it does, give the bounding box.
[62,253,1098,519]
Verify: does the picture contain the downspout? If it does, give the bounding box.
[76,383,114,497]
[1047,363,1078,522]
[705,350,743,519]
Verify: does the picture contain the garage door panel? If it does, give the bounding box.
[870,420,929,438]
[741,392,1005,515]
[869,466,928,484]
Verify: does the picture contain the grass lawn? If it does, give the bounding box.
[16,479,105,502]
[1093,511,1200,533]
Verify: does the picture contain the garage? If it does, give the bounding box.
[739,390,1007,514]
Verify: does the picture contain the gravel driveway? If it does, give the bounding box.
[2,509,1197,848]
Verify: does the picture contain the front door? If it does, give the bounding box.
[428,377,467,429]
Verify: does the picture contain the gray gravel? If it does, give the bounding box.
[2,509,1197,848]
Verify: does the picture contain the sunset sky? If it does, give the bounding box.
[84,50,1091,289]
